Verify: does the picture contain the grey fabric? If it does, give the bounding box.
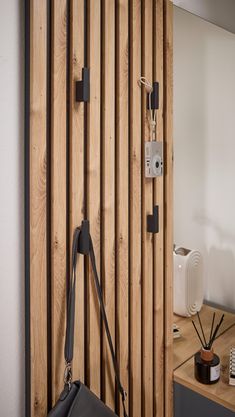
[48,382,118,417]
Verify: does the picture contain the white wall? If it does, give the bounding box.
[0,1,24,416]
[174,7,235,310]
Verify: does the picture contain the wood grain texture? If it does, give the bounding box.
[28,2,173,415]
[129,1,142,417]
[69,0,85,383]
[142,1,154,416]
[173,304,235,370]
[102,0,116,409]
[163,1,173,417]
[87,0,101,397]
[116,0,129,412]
[153,1,164,416]
[29,1,48,415]
[174,324,235,412]
[51,0,67,403]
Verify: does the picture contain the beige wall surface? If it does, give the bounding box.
[174,7,235,310]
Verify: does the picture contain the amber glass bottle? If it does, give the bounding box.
[194,348,220,384]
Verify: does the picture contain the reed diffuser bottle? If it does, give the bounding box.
[192,312,224,385]
[194,348,220,384]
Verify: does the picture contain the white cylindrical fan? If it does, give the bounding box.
[173,246,203,317]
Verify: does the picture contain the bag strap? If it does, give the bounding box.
[64,227,128,417]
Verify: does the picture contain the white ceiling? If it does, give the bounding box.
[173,0,235,34]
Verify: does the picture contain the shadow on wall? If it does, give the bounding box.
[208,247,235,309]
[194,213,235,310]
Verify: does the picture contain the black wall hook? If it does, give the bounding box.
[147,82,159,110]
[77,220,90,255]
[75,67,90,102]
[147,206,159,234]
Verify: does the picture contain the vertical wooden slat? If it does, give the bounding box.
[164,1,173,417]
[129,1,142,417]
[153,0,164,416]
[87,0,101,397]
[70,0,85,383]
[142,1,153,416]
[116,0,129,412]
[51,0,67,403]
[102,0,116,409]
[30,1,48,415]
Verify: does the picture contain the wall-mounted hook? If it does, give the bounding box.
[147,81,159,110]
[77,220,90,255]
[147,205,159,234]
[75,67,90,102]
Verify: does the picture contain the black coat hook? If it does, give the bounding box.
[147,206,159,234]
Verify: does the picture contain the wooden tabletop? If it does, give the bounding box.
[173,305,235,412]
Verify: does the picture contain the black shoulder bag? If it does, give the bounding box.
[47,223,128,417]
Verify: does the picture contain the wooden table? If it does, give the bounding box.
[173,304,235,412]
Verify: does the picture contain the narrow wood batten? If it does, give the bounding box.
[153,1,164,416]
[86,0,102,397]
[29,0,48,415]
[101,0,116,410]
[69,0,85,385]
[129,1,142,417]
[141,1,154,416]
[115,0,130,414]
[50,0,68,403]
[163,1,174,417]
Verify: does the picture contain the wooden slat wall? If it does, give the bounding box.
[27,1,173,416]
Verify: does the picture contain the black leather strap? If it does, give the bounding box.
[64,227,81,364]
[64,227,128,417]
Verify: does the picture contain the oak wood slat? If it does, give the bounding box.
[102,0,116,410]
[29,1,48,415]
[142,1,154,416]
[69,0,85,384]
[129,1,142,417]
[116,0,129,413]
[153,0,164,416]
[87,0,101,397]
[51,0,67,403]
[163,1,173,417]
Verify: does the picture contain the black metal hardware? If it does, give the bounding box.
[147,81,159,110]
[75,67,90,102]
[147,206,159,234]
[77,220,90,255]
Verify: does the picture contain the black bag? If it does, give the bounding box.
[47,224,128,417]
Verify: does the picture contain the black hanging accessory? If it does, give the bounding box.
[147,81,159,110]
[75,67,90,102]
[147,205,159,234]
[47,221,128,417]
